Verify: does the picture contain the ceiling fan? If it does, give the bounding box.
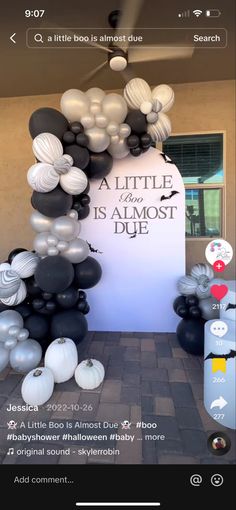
[80,0,194,83]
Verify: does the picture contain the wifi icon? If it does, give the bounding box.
[193,9,203,17]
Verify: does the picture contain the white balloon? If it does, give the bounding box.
[30,211,53,233]
[33,133,63,164]
[119,123,131,139]
[124,78,152,109]
[4,337,17,350]
[60,167,88,195]
[57,241,69,252]
[47,234,58,246]
[81,114,95,130]
[147,112,171,142]
[67,210,78,220]
[152,84,174,113]
[102,94,127,123]
[86,127,110,153]
[0,345,9,373]
[47,247,59,256]
[106,122,119,136]
[90,103,102,115]
[60,89,90,122]
[17,328,29,342]
[8,326,21,337]
[140,101,153,114]
[10,339,42,373]
[108,139,129,159]
[27,163,59,193]
[86,87,106,103]
[11,251,39,278]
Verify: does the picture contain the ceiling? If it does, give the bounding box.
[0,0,235,97]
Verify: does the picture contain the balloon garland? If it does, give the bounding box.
[0,78,175,398]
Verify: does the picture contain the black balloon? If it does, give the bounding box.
[140,133,152,148]
[32,298,45,310]
[176,318,205,355]
[127,134,139,149]
[35,256,74,293]
[14,303,32,319]
[71,122,84,135]
[25,313,50,341]
[77,205,90,220]
[125,111,147,134]
[63,131,75,144]
[80,194,90,206]
[85,151,113,179]
[74,257,102,289]
[189,306,202,319]
[65,144,89,170]
[56,286,79,309]
[130,147,142,157]
[29,108,69,140]
[26,276,42,297]
[79,291,87,300]
[76,133,89,147]
[185,295,199,307]
[50,310,88,344]
[176,305,189,319]
[31,186,73,218]
[8,248,27,264]
[173,295,186,313]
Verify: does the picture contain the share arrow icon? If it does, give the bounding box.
[210,396,228,410]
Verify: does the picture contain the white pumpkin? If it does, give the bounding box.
[75,359,105,390]
[45,337,78,383]
[21,367,54,406]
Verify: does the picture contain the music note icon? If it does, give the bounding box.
[7,448,14,455]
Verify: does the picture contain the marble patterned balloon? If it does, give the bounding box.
[151,84,174,113]
[27,163,59,193]
[33,133,63,164]
[147,112,171,142]
[60,167,88,195]
[11,251,39,278]
[0,280,27,306]
[0,270,21,298]
[0,310,23,342]
[124,78,152,110]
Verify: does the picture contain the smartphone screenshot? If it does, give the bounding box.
[0,0,235,508]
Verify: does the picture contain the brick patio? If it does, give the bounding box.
[0,332,235,465]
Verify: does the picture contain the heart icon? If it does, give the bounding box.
[210,284,228,301]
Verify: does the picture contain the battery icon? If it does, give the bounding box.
[205,9,221,17]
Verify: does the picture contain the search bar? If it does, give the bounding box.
[26,28,227,49]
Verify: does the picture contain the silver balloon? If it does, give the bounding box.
[199,297,220,320]
[47,247,59,256]
[63,238,89,263]
[81,114,95,130]
[8,326,21,337]
[68,210,78,220]
[0,345,9,373]
[106,122,119,136]
[86,87,106,103]
[57,240,69,252]
[10,339,42,374]
[30,211,53,233]
[51,216,77,242]
[90,103,102,116]
[95,114,108,129]
[17,328,29,341]
[47,234,58,247]
[33,232,49,256]
[108,139,129,159]
[0,311,23,342]
[87,127,110,153]
[119,123,131,139]
[60,89,90,123]
[102,93,128,123]
[4,337,17,350]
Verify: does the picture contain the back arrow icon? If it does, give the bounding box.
[10,33,16,44]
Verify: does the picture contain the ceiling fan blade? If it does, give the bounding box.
[115,0,143,51]
[79,60,107,86]
[121,64,136,83]
[129,45,194,63]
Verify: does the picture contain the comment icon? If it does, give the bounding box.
[210,320,228,338]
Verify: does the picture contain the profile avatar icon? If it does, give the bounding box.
[208,432,231,456]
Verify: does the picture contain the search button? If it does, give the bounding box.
[34,33,43,43]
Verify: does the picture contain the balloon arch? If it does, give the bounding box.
[0,78,174,383]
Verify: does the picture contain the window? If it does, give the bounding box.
[163,133,224,238]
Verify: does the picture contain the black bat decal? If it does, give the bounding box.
[86,242,103,254]
[160,190,179,201]
[160,152,174,164]
[226,303,236,311]
[129,232,137,239]
[205,350,236,361]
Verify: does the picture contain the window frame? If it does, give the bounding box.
[159,130,226,241]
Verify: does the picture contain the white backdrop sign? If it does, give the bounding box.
[82,147,185,332]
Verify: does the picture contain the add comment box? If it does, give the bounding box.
[26,28,227,49]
